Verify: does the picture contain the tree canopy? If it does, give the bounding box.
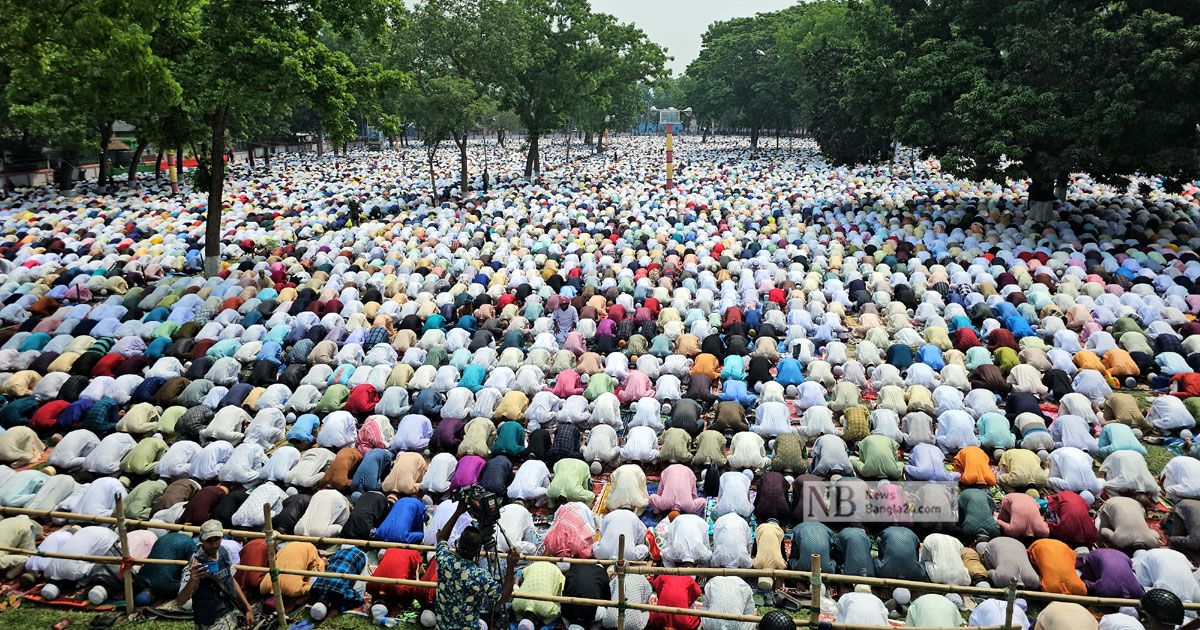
[0,0,663,272]
[2,0,1196,241]
[684,0,1200,190]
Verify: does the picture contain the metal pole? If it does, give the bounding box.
[114,497,135,615]
[264,504,287,630]
[617,535,627,629]
[665,122,674,188]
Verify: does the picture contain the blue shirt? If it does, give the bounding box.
[375,497,426,544]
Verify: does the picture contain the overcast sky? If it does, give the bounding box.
[591,0,799,76]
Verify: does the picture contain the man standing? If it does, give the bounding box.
[433,501,519,629]
[551,296,579,344]
[177,520,252,630]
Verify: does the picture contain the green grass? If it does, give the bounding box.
[1,603,409,630]
[1,604,189,630]
[317,612,390,629]
[1123,389,1178,475]
[1145,443,1175,476]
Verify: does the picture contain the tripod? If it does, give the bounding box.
[461,485,517,629]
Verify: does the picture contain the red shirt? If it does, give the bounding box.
[1047,491,1099,545]
[647,575,701,630]
[369,548,435,605]
[768,288,786,306]
[31,400,70,430]
[345,384,382,415]
[1172,373,1200,399]
[953,328,981,351]
[236,539,269,592]
[91,354,125,378]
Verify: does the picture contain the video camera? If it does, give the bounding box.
[460,484,503,525]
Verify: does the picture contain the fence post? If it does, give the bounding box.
[264,504,287,629]
[617,534,627,629]
[114,497,135,615]
[1004,578,1018,630]
[809,554,822,626]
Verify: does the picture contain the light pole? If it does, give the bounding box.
[649,106,691,189]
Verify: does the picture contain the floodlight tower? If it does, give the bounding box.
[649,106,691,188]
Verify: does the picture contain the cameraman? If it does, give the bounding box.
[434,499,518,629]
[177,520,252,629]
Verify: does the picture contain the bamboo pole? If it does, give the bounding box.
[617,534,626,630]
[810,554,821,623]
[263,504,287,630]
[0,545,185,565]
[0,506,635,566]
[621,563,1186,609]
[0,544,993,630]
[1004,578,1018,630]
[114,497,135,616]
[4,505,1192,612]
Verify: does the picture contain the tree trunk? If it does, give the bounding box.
[427,149,438,205]
[1054,171,1069,200]
[584,131,593,147]
[596,129,605,154]
[97,120,114,189]
[264,145,271,171]
[750,126,760,151]
[317,127,325,157]
[565,125,571,164]
[204,105,229,277]
[454,128,469,199]
[247,143,256,169]
[154,147,164,183]
[1028,176,1057,202]
[127,135,146,186]
[775,128,780,149]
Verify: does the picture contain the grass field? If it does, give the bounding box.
[3,604,391,630]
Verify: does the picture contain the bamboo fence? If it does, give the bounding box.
[0,503,1182,628]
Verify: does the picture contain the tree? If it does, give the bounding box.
[895,0,1200,196]
[1,0,185,188]
[178,0,392,274]
[572,16,669,154]
[486,108,523,147]
[685,11,796,150]
[778,0,902,164]
[407,0,527,196]
[505,0,663,176]
[406,75,484,204]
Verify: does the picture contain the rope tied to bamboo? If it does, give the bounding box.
[118,556,135,580]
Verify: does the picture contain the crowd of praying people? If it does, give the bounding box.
[0,134,1198,629]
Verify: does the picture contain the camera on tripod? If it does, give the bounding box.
[460,484,504,542]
